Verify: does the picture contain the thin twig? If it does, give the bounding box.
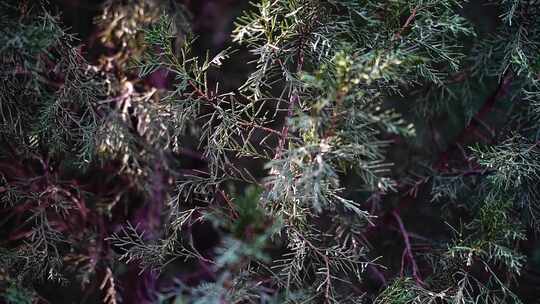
[273,27,305,161]
[394,6,420,40]
[274,93,299,160]
[392,210,423,285]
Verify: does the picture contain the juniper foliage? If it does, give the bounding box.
[1,0,540,303]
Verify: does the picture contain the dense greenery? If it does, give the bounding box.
[1,0,540,303]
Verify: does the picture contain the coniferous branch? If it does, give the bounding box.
[2,0,540,303]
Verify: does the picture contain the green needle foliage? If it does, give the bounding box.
[1,0,540,303]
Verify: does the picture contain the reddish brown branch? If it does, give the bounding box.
[274,93,299,160]
[218,190,239,219]
[323,255,332,303]
[435,70,513,170]
[238,121,282,136]
[273,26,305,161]
[394,6,419,40]
[188,79,212,103]
[392,210,423,285]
